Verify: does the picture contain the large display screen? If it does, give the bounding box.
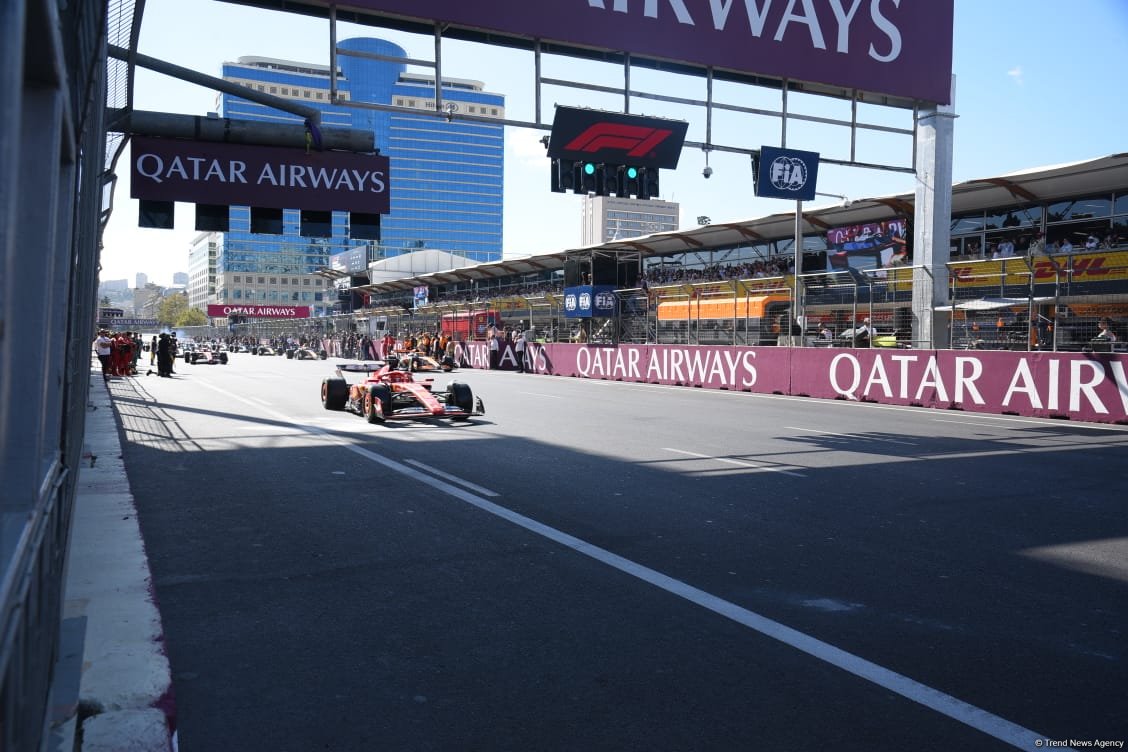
[825,219,909,273]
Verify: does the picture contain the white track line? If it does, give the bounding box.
[663,447,805,477]
[195,380,1046,749]
[404,459,499,496]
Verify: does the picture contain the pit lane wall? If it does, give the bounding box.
[455,342,1128,424]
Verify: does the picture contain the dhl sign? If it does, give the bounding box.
[949,251,1128,287]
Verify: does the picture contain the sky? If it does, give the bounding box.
[98,0,1128,287]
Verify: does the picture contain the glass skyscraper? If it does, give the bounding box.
[211,38,505,316]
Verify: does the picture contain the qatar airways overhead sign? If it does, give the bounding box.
[207,304,311,318]
[254,0,953,105]
[131,137,389,213]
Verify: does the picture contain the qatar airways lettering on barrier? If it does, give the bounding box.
[826,352,1128,417]
[575,345,759,389]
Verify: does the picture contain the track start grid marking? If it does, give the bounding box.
[197,381,1046,750]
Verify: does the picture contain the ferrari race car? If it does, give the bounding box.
[320,362,483,423]
[185,345,228,365]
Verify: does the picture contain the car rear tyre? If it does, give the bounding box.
[322,378,348,410]
[219,352,228,365]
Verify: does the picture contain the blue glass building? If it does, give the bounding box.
[211,39,505,316]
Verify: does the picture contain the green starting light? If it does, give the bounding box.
[626,166,639,179]
[583,162,596,175]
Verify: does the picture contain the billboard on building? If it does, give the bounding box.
[331,247,370,274]
[224,0,953,104]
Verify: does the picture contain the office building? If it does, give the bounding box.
[581,195,680,245]
[208,38,505,317]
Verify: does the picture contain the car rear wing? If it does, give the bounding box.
[335,361,385,377]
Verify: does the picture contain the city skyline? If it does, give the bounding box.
[98,0,1128,287]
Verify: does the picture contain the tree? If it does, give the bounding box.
[100,295,112,307]
[157,293,189,327]
[177,308,207,327]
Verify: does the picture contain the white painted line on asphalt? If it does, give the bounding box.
[404,459,499,497]
[932,418,1018,430]
[785,426,916,445]
[519,392,562,399]
[195,380,1045,750]
[663,447,805,478]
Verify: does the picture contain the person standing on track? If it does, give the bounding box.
[93,329,113,383]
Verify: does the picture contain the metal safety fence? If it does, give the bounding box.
[1,1,114,749]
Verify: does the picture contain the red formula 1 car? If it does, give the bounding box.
[320,362,484,424]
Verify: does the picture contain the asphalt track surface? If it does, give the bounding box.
[113,352,1128,752]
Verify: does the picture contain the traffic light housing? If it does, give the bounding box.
[578,161,599,194]
[619,165,641,198]
[551,158,578,193]
[551,159,658,199]
[639,167,660,200]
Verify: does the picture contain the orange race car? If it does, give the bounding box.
[320,362,483,424]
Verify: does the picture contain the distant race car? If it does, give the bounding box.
[387,351,458,372]
[320,362,483,424]
[288,346,326,360]
[255,346,280,356]
[185,346,228,365]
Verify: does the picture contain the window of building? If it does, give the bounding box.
[1048,195,1112,223]
[950,213,985,235]
[269,86,277,94]
[257,277,265,284]
[985,204,1042,230]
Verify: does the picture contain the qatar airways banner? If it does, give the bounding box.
[207,304,310,319]
[131,136,389,213]
[253,0,953,104]
[458,343,1127,424]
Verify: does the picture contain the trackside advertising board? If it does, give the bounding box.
[452,342,1128,424]
[131,137,390,213]
[234,0,953,105]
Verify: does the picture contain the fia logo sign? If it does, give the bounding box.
[769,156,809,192]
[755,145,820,201]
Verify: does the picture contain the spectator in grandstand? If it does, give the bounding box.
[1058,237,1074,254]
[1085,234,1101,250]
[819,324,834,341]
[1027,232,1045,256]
[993,238,1016,258]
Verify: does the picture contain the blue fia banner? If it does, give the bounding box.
[755,146,820,201]
[564,285,617,318]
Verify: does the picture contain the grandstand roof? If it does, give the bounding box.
[362,153,1128,293]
